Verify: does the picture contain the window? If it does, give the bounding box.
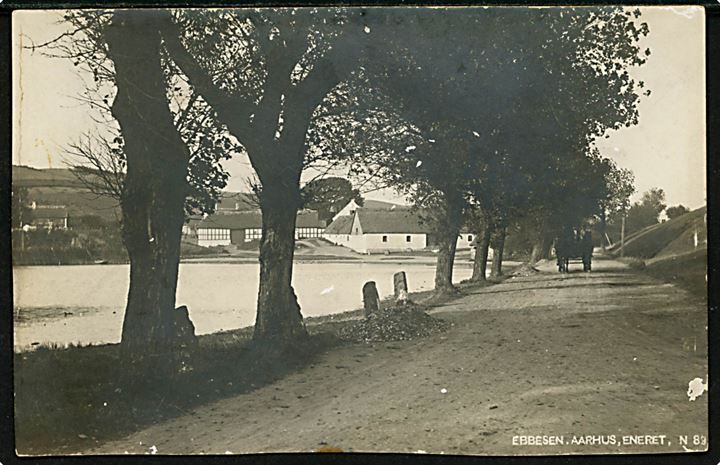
[406,235,412,242]
[382,235,388,242]
[468,235,473,242]
[296,227,322,239]
[199,228,230,241]
[245,228,262,241]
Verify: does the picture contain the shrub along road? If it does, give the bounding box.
[91,257,707,455]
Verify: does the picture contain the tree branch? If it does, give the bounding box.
[159,12,256,146]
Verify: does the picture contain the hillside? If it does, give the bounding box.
[610,206,707,299]
[13,165,121,222]
[12,165,85,188]
[12,165,267,222]
[30,186,121,222]
[609,206,706,259]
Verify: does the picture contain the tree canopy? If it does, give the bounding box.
[46,6,651,354]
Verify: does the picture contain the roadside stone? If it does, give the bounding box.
[362,281,381,318]
[393,271,410,304]
[174,305,197,347]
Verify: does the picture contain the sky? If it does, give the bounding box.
[11,6,707,209]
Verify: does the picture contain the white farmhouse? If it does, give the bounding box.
[324,207,476,254]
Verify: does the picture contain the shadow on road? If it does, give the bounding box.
[466,280,652,296]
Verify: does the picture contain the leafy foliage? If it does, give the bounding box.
[300,177,362,222]
[626,188,667,233]
[665,204,690,220]
[46,10,238,218]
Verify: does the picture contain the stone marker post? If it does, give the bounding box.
[362,281,380,318]
[393,271,410,304]
[174,305,198,347]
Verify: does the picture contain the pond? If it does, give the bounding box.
[12,261,474,350]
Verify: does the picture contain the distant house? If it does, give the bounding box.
[26,205,69,229]
[196,210,325,247]
[324,207,475,254]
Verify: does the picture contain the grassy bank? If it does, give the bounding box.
[14,331,339,455]
[609,207,707,301]
[14,273,505,455]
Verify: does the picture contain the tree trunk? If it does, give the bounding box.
[529,233,551,265]
[490,226,507,277]
[107,12,191,362]
[435,227,460,292]
[253,183,308,347]
[600,209,608,250]
[471,225,492,281]
[434,193,464,293]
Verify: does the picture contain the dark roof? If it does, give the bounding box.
[360,199,406,210]
[356,208,431,234]
[296,211,324,228]
[324,215,353,235]
[197,210,324,230]
[28,207,69,220]
[215,192,259,211]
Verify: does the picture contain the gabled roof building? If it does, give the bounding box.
[196,210,325,247]
[324,207,475,254]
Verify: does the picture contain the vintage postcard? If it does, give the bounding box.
[11,5,707,456]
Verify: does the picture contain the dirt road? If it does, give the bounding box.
[92,257,707,455]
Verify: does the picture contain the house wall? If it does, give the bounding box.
[295,227,324,239]
[197,238,231,247]
[345,233,427,254]
[350,213,363,236]
[323,233,351,247]
[456,233,475,249]
[345,234,369,253]
[366,233,427,253]
[230,229,245,244]
[327,231,480,255]
[197,228,231,247]
[198,226,326,247]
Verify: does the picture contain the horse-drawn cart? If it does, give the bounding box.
[554,229,594,273]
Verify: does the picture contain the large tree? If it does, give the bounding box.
[47,10,242,361]
[105,11,194,359]
[593,152,635,249]
[300,177,362,224]
[367,7,648,278]
[49,6,651,355]
[314,7,651,285]
[157,9,371,347]
[626,187,667,233]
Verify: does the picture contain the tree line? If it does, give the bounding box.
[41,7,652,365]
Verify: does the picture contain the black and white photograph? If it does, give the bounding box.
[10,5,708,456]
